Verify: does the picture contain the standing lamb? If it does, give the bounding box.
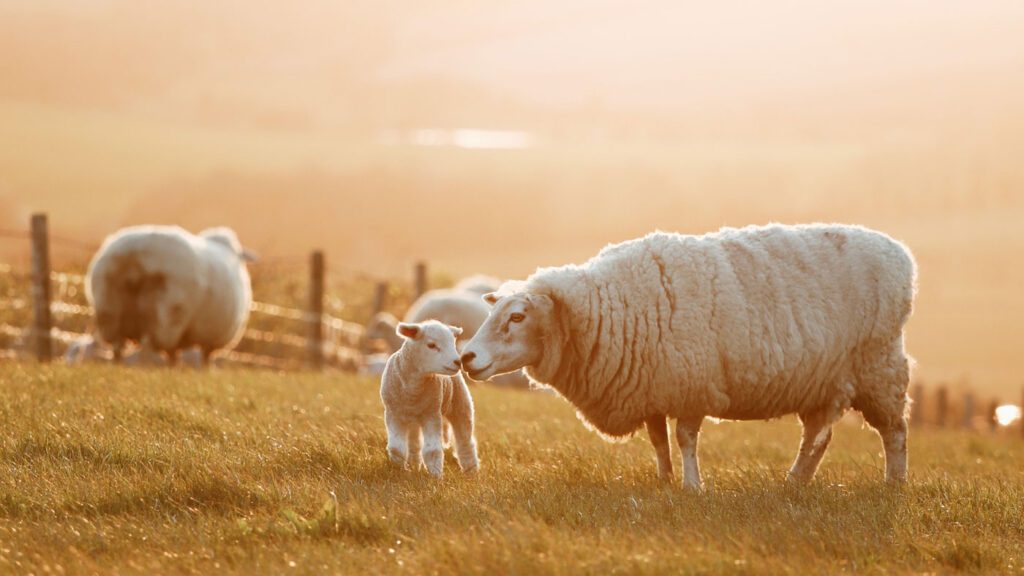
[380,320,479,478]
[461,224,916,488]
[86,225,256,365]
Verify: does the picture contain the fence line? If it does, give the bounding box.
[1,213,381,371]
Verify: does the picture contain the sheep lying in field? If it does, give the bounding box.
[380,320,479,478]
[86,225,256,366]
[461,224,917,488]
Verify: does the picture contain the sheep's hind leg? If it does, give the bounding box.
[787,408,842,484]
[448,416,479,473]
[645,415,673,481]
[675,416,704,490]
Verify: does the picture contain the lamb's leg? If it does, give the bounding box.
[384,411,409,468]
[787,408,841,484]
[675,416,704,490]
[448,415,479,473]
[421,415,445,478]
[406,426,424,470]
[645,415,673,481]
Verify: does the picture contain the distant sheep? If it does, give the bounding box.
[404,289,490,344]
[364,312,403,353]
[462,224,917,487]
[380,320,479,477]
[452,274,502,296]
[86,225,256,365]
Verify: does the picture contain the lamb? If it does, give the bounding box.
[86,225,256,365]
[460,223,917,488]
[380,320,479,478]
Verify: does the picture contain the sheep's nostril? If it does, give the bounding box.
[454,358,462,369]
[460,351,476,365]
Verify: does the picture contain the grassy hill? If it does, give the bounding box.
[1,365,1021,574]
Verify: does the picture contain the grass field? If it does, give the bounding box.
[1,365,1022,575]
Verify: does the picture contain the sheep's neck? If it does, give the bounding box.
[393,346,439,392]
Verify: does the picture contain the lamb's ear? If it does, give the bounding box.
[482,292,500,306]
[240,248,260,263]
[396,323,421,340]
[448,325,463,337]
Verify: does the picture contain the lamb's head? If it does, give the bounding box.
[397,320,463,376]
[460,290,555,381]
[200,227,259,263]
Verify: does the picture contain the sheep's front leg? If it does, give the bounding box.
[384,411,410,468]
[407,426,424,470]
[448,416,479,473]
[787,408,842,484]
[675,416,704,490]
[421,414,445,478]
[645,415,673,481]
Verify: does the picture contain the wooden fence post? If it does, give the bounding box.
[987,399,999,433]
[1021,386,1024,439]
[910,382,925,427]
[373,281,388,315]
[414,261,427,299]
[30,213,52,363]
[936,385,949,428]
[308,251,324,370]
[962,392,975,430]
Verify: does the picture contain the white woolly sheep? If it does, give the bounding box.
[404,289,490,344]
[461,224,917,488]
[452,274,503,296]
[380,320,479,478]
[364,312,403,353]
[86,225,256,365]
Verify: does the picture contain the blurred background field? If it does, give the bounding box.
[1,2,1023,392]
[1,365,1022,575]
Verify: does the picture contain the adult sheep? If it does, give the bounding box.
[461,224,917,487]
[86,225,256,365]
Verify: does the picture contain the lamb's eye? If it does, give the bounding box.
[427,343,438,351]
[509,313,525,323]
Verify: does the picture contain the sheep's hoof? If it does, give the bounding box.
[387,449,408,468]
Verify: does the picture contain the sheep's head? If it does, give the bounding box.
[460,290,554,381]
[200,227,259,263]
[397,320,464,376]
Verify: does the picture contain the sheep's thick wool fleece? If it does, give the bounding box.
[524,224,916,438]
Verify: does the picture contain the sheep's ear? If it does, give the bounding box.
[482,292,500,305]
[448,325,463,337]
[396,323,421,340]
[240,248,260,263]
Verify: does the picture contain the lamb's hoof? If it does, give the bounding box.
[656,472,674,484]
[387,449,407,468]
[785,467,817,485]
[461,463,480,475]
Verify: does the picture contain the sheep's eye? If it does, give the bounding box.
[509,313,525,323]
[427,343,438,351]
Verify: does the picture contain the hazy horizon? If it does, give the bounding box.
[2,1,1023,396]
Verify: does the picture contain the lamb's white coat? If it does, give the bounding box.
[379,320,479,477]
[462,223,916,486]
[86,225,254,362]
